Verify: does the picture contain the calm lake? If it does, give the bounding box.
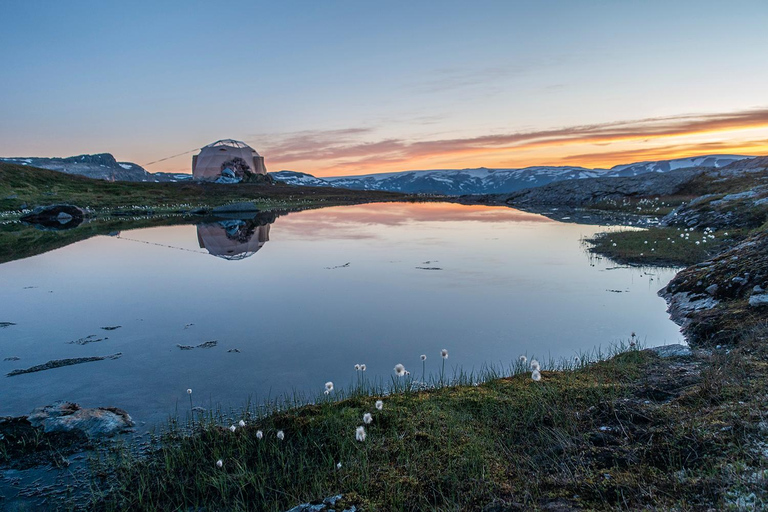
[0,202,682,426]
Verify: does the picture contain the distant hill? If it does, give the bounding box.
[1,152,753,194]
[271,154,753,195]
[0,153,153,181]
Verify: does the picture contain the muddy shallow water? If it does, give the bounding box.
[0,202,682,426]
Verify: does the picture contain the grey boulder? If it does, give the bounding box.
[27,402,134,438]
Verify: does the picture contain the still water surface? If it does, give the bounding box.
[0,203,682,425]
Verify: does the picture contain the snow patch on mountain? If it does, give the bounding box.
[271,155,754,195]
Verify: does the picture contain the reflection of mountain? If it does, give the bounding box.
[196,215,274,260]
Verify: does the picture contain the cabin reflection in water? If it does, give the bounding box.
[196,216,272,260]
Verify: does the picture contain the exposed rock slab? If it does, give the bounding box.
[27,402,134,437]
[648,344,692,358]
[7,353,122,377]
[660,230,768,345]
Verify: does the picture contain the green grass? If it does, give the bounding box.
[86,335,768,511]
[587,227,748,266]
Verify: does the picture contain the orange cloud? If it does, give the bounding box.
[258,107,768,176]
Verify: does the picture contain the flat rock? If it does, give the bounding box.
[212,202,259,213]
[27,401,133,438]
[749,294,768,307]
[648,344,692,358]
[7,353,122,377]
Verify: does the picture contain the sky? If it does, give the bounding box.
[1,0,768,177]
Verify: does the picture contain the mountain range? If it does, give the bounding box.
[270,155,753,195]
[1,153,754,195]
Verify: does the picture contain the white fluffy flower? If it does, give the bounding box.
[186,388,192,394]
[361,364,366,371]
[355,426,366,442]
[363,412,373,424]
[375,400,383,410]
[394,363,406,377]
[532,370,541,382]
[354,364,360,371]
[216,459,223,468]
[325,381,334,393]
[441,349,449,359]
[229,425,236,432]
[277,430,285,440]
[336,462,342,470]
[238,420,246,428]
[519,355,527,363]
[420,354,427,361]
[530,359,540,371]
[256,430,263,440]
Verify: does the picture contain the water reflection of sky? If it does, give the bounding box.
[0,203,682,425]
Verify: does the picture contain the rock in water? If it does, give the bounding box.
[20,204,84,230]
[212,202,259,213]
[27,402,134,437]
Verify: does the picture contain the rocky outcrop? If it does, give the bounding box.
[483,168,705,208]
[27,402,134,437]
[661,186,768,230]
[660,230,768,345]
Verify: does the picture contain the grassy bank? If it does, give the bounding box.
[87,337,768,511]
[587,227,749,266]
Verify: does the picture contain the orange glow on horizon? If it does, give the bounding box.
[147,109,768,176]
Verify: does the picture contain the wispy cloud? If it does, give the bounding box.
[259,107,768,174]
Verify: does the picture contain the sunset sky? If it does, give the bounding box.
[2,1,767,176]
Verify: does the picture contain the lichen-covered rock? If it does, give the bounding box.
[27,402,133,438]
[660,230,768,345]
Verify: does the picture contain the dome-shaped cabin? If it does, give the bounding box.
[192,139,267,181]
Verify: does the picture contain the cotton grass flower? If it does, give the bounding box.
[441,349,449,359]
[277,430,285,440]
[394,363,406,377]
[355,426,366,442]
[375,400,383,410]
[325,381,334,394]
[354,364,360,371]
[256,430,263,440]
[238,420,246,428]
[229,425,236,432]
[530,359,540,371]
[531,370,541,382]
[186,388,192,394]
[360,364,366,371]
[336,462,342,470]
[420,354,427,361]
[519,355,527,364]
[363,412,373,424]
[216,459,223,468]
